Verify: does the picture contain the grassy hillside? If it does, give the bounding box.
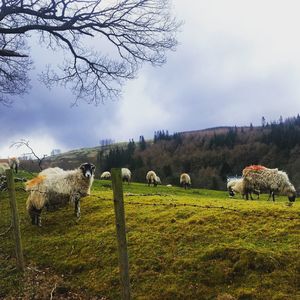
[0,176,299,299]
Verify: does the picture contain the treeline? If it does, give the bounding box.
[97,115,300,191]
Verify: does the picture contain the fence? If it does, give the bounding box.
[0,169,24,271]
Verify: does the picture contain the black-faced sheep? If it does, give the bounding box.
[100,171,111,179]
[25,163,95,226]
[180,173,191,189]
[242,165,296,202]
[146,170,160,186]
[121,168,131,184]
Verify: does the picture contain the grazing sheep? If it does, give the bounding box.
[166,184,172,187]
[0,163,10,175]
[227,177,260,200]
[121,168,131,184]
[25,163,95,226]
[242,165,296,202]
[8,157,20,173]
[100,171,111,180]
[146,170,160,187]
[180,173,191,189]
[156,176,161,185]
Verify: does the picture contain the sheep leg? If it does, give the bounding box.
[29,207,42,226]
[267,191,272,201]
[74,194,81,218]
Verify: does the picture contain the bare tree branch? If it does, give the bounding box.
[10,139,47,170]
[0,0,181,105]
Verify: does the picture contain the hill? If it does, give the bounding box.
[20,115,300,192]
[0,177,299,299]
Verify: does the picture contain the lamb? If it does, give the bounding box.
[227,177,260,200]
[100,171,111,180]
[180,173,191,189]
[121,168,131,184]
[25,163,95,226]
[146,170,160,186]
[242,165,296,202]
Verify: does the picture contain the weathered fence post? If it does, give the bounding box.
[111,168,131,300]
[6,169,25,272]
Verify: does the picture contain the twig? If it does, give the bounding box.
[0,222,12,237]
[50,283,57,300]
[27,266,43,273]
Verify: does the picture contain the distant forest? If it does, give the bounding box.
[96,115,300,191]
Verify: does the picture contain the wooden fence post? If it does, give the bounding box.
[6,169,25,272]
[111,168,131,300]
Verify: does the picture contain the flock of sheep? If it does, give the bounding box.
[0,157,296,227]
[100,169,191,189]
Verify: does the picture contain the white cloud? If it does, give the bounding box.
[0,131,67,158]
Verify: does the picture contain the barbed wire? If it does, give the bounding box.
[90,194,300,221]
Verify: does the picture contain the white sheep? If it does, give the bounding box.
[156,176,161,185]
[121,168,131,184]
[180,173,191,189]
[25,163,95,226]
[146,170,160,186]
[8,157,20,173]
[0,163,10,175]
[243,165,296,202]
[227,177,259,200]
[100,171,111,180]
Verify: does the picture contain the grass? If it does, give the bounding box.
[0,175,299,299]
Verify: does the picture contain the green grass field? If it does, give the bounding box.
[0,175,299,299]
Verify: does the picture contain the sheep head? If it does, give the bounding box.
[79,163,95,179]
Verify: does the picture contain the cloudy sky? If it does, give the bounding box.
[2,0,300,158]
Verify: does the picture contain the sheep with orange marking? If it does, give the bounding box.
[25,163,95,226]
[242,165,296,202]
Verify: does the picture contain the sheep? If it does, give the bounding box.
[8,157,20,173]
[100,171,111,180]
[146,170,160,186]
[166,184,172,187]
[121,168,131,184]
[25,162,95,226]
[180,173,191,189]
[156,176,161,185]
[0,163,10,175]
[227,177,260,200]
[242,165,296,202]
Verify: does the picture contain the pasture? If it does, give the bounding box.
[0,176,299,299]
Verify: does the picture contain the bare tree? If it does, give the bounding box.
[0,33,32,105]
[0,0,181,105]
[10,139,47,170]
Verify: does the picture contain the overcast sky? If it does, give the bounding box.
[2,0,300,158]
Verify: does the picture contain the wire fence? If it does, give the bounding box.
[89,194,300,221]
[0,189,12,238]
